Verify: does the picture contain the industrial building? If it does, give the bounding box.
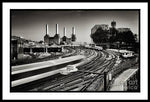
[44,24,76,45]
[44,24,60,45]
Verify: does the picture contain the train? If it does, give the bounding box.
[107,49,135,58]
[119,50,135,58]
[85,45,103,51]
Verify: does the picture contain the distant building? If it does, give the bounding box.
[44,24,76,45]
[11,39,18,60]
[44,24,60,45]
[71,27,76,42]
[111,20,116,28]
[91,20,137,50]
[109,20,117,37]
[44,34,50,44]
[11,36,25,60]
[117,28,131,33]
[60,27,75,45]
[91,24,109,34]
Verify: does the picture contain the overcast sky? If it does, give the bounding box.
[11,10,139,43]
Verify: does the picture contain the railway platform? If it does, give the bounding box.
[109,67,139,91]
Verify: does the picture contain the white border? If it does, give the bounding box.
[2,2,148,100]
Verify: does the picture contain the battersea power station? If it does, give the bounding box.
[44,24,76,45]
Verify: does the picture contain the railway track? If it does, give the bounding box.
[11,47,94,91]
[11,46,120,92]
[29,48,118,91]
[28,48,99,91]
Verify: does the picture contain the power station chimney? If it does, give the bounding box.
[64,27,66,36]
[72,27,75,34]
[46,24,48,34]
[71,27,76,42]
[56,24,58,34]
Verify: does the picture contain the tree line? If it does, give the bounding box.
[90,27,137,45]
[90,27,139,52]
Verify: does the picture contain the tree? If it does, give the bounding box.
[90,27,109,44]
[116,31,136,45]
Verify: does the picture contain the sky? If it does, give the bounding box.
[11,10,139,43]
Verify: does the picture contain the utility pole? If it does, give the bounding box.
[104,72,107,91]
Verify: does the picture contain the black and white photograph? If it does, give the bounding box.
[2,2,148,100]
[10,9,140,92]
